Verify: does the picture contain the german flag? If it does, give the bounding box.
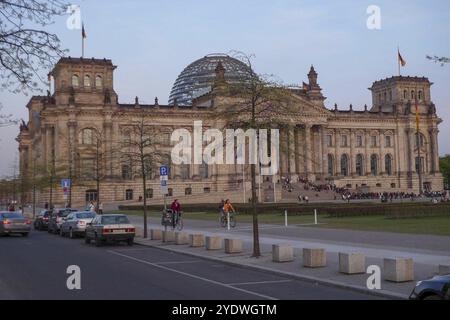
[82,23,87,39]
[398,50,406,67]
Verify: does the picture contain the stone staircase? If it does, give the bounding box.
[281,182,338,202]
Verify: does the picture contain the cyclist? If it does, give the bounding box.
[223,199,235,217]
[218,199,225,218]
[170,199,181,228]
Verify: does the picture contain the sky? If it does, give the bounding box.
[1,0,449,177]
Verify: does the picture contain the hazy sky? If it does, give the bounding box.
[1,0,449,177]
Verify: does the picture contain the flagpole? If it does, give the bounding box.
[397,46,401,76]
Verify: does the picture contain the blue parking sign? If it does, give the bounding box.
[160,166,168,176]
[61,179,71,188]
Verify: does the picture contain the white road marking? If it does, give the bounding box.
[108,250,278,300]
[226,280,292,286]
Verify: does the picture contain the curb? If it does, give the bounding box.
[134,238,409,300]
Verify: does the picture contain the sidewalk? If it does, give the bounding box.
[129,216,450,299]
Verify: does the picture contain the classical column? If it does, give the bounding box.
[406,128,415,175]
[46,125,54,168]
[304,124,313,179]
[429,128,439,174]
[379,130,384,174]
[103,122,113,178]
[364,130,370,176]
[41,127,47,167]
[349,129,355,176]
[280,128,288,176]
[318,126,325,177]
[67,121,77,176]
[334,129,339,175]
[288,126,296,175]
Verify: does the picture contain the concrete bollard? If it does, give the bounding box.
[190,234,205,247]
[272,244,294,263]
[205,236,223,250]
[135,227,144,238]
[384,258,414,282]
[224,239,243,254]
[339,253,366,274]
[150,229,162,240]
[439,265,450,275]
[175,232,189,245]
[162,230,175,242]
[303,248,326,268]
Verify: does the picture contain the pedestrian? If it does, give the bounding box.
[98,202,103,215]
[304,195,309,204]
[171,199,181,229]
[89,201,95,212]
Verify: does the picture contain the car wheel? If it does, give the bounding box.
[22,233,29,237]
[69,229,74,239]
[94,234,102,247]
[423,294,442,300]
[127,238,134,246]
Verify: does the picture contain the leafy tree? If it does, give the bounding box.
[426,55,450,66]
[440,156,450,189]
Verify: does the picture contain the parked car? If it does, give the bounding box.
[34,210,52,230]
[48,208,78,234]
[60,211,96,238]
[409,275,450,300]
[85,214,135,247]
[0,212,31,237]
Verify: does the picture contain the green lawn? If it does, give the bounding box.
[110,210,450,236]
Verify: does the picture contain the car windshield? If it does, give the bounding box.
[75,212,96,219]
[102,216,130,225]
[2,213,23,219]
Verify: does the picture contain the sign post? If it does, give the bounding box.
[61,179,71,207]
[160,166,169,211]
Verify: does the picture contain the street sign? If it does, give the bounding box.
[61,179,71,188]
[160,166,169,177]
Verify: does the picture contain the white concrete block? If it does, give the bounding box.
[189,234,205,247]
[272,244,294,262]
[150,229,162,240]
[162,230,175,242]
[224,239,243,254]
[384,258,414,282]
[205,236,223,250]
[339,253,366,274]
[175,232,189,245]
[303,248,326,268]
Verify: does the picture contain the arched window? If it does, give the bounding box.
[143,157,154,179]
[122,164,132,180]
[95,75,103,88]
[415,133,425,148]
[385,154,393,176]
[327,154,334,176]
[370,154,378,176]
[79,128,97,145]
[340,154,349,176]
[199,161,209,179]
[356,154,364,176]
[84,75,91,87]
[418,90,422,100]
[411,90,415,100]
[72,74,79,87]
[403,90,408,99]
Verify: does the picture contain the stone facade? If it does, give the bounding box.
[16,57,443,207]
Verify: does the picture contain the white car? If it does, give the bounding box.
[60,211,96,238]
[85,214,135,246]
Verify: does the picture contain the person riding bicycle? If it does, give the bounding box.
[170,199,181,228]
[223,199,235,218]
[219,199,225,216]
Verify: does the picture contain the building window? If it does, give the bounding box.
[389,90,392,101]
[385,136,392,148]
[125,189,133,201]
[371,135,378,147]
[411,90,415,100]
[180,164,190,179]
[72,74,79,87]
[376,183,382,188]
[84,75,91,87]
[356,154,364,176]
[391,183,396,188]
[122,131,131,144]
[122,164,132,180]
[415,133,425,148]
[385,154,393,176]
[341,135,348,147]
[418,90,422,100]
[145,188,153,199]
[167,188,173,197]
[85,189,98,202]
[185,187,192,195]
[326,135,333,147]
[340,154,349,176]
[370,154,378,176]
[79,128,97,145]
[415,157,425,174]
[199,161,209,179]
[356,135,363,147]
[327,154,334,176]
[95,75,103,88]
[404,90,408,99]
[204,187,211,193]
[81,159,95,180]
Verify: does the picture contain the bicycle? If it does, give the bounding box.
[220,211,236,228]
[172,210,184,231]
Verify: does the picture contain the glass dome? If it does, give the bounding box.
[168,54,252,106]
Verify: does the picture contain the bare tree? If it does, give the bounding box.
[210,52,299,257]
[426,55,450,66]
[119,107,163,238]
[0,0,68,92]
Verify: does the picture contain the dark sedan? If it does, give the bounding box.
[33,210,51,230]
[409,275,450,300]
[85,214,135,247]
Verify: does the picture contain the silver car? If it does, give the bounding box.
[0,212,31,237]
[60,211,96,238]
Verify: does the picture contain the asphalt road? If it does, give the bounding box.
[0,230,381,300]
